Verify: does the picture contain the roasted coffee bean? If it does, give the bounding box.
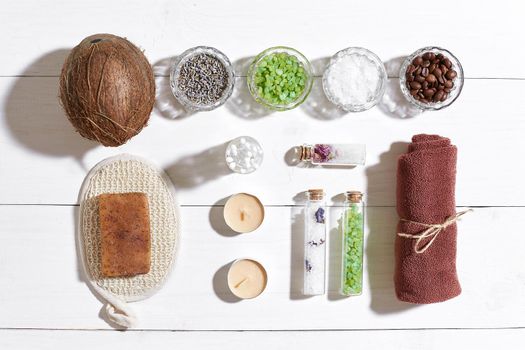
[445,80,454,89]
[415,75,426,83]
[410,81,422,89]
[407,64,416,74]
[434,90,444,101]
[415,66,422,75]
[436,53,444,60]
[429,63,436,72]
[407,74,414,82]
[421,67,429,77]
[422,52,435,60]
[437,85,445,90]
[438,76,445,84]
[414,57,423,66]
[445,70,457,80]
[444,87,451,93]
[410,89,419,96]
[444,58,452,68]
[426,74,437,83]
[433,67,442,77]
[422,60,431,68]
[441,92,448,101]
[422,81,429,89]
[423,88,435,97]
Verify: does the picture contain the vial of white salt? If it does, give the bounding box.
[303,189,327,296]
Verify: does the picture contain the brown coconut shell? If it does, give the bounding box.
[59,34,155,147]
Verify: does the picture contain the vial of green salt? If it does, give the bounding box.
[341,191,364,296]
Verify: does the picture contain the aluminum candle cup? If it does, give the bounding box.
[223,193,265,233]
[170,46,235,112]
[227,259,268,299]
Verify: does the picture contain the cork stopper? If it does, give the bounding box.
[345,191,363,203]
[299,145,313,162]
[307,189,324,201]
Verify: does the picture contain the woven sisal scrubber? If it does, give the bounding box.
[78,154,180,328]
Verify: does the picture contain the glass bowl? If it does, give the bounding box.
[399,47,464,111]
[225,136,264,174]
[247,46,313,111]
[322,47,387,112]
[170,46,235,112]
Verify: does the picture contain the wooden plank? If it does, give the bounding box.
[0,205,522,330]
[0,0,523,78]
[1,76,524,206]
[1,329,525,350]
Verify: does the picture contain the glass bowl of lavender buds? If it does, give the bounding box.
[170,46,235,112]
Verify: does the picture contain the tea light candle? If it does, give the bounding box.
[227,259,267,299]
[223,193,264,233]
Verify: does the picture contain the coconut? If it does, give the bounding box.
[59,34,155,147]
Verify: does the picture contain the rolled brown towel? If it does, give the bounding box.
[394,134,462,304]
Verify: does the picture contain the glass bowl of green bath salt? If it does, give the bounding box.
[247,47,313,111]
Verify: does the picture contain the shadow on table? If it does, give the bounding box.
[366,141,417,314]
[301,57,347,121]
[164,142,231,189]
[153,56,195,120]
[378,56,423,119]
[226,56,273,119]
[327,194,345,301]
[213,261,242,303]
[4,49,97,169]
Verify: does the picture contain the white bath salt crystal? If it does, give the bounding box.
[323,48,386,111]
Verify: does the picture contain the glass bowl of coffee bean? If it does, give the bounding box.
[170,46,235,112]
[247,47,314,111]
[399,47,463,111]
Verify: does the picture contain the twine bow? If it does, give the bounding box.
[397,209,472,254]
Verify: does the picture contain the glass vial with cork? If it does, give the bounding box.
[341,191,364,296]
[303,189,327,296]
[299,144,365,166]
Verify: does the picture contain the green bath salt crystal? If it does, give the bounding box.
[341,192,364,296]
[253,52,307,105]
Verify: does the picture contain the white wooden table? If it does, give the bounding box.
[2,0,525,348]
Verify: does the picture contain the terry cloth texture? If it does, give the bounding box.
[394,134,461,304]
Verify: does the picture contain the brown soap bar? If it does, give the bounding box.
[98,192,151,278]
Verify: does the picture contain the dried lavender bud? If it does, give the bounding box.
[307,238,326,247]
[305,259,313,273]
[315,207,325,224]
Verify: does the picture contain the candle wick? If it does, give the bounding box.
[240,210,249,221]
[235,277,248,288]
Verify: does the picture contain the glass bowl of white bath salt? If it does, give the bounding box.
[322,47,387,112]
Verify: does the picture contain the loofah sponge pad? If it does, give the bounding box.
[78,154,179,328]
